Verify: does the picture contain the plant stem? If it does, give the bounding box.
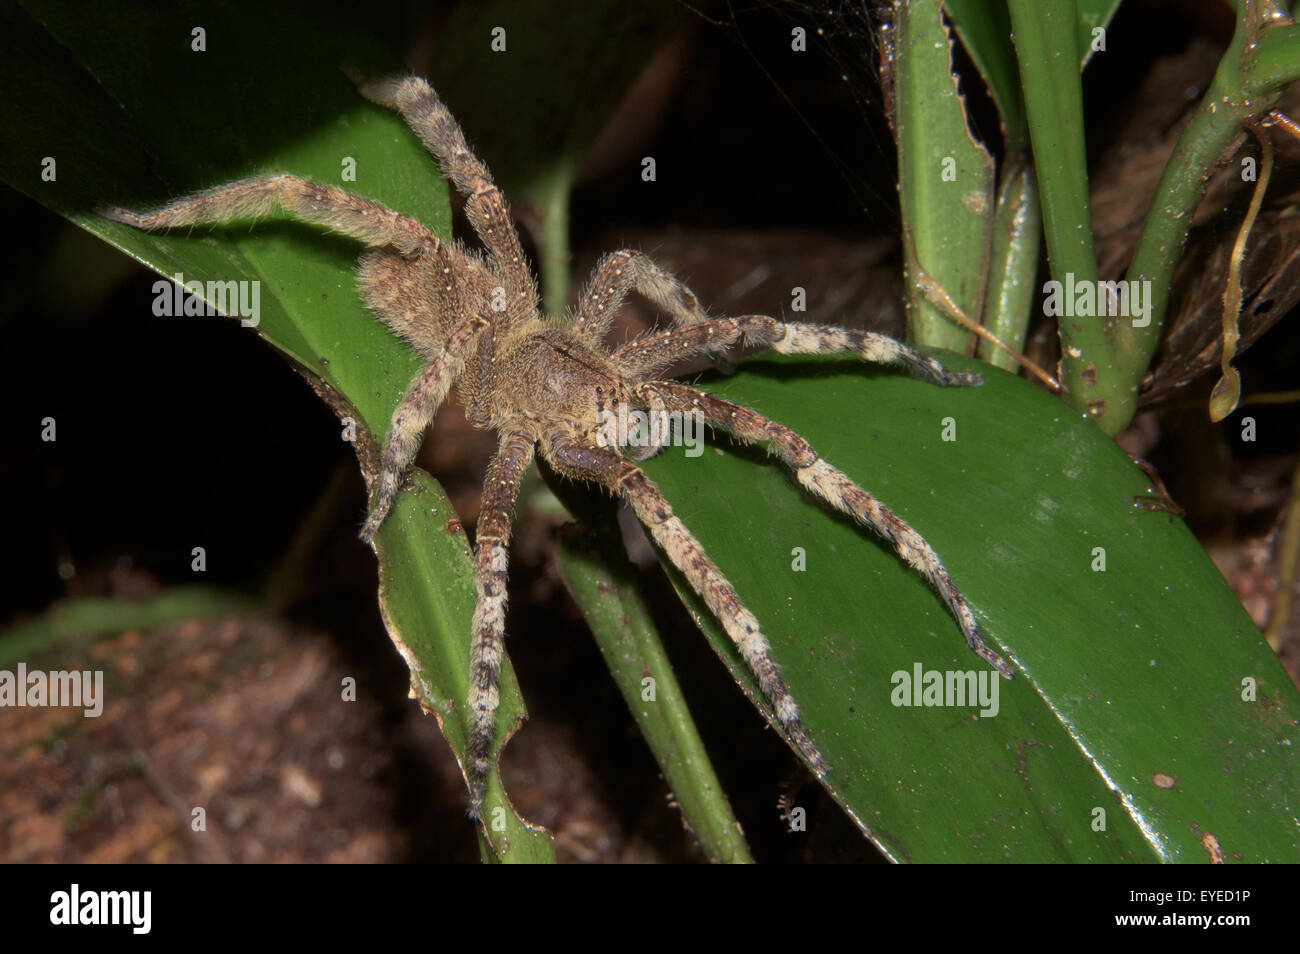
[534,160,575,316]
[1114,12,1300,431]
[556,522,754,863]
[1007,0,1112,418]
[979,156,1041,370]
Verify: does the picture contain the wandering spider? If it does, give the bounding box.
[101,74,1013,820]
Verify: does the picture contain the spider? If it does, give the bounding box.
[101,74,1013,821]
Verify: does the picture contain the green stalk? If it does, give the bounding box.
[1006,0,1110,416]
[979,157,1041,370]
[1114,11,1300,431]
[533,159,575,316]
[556,523,754,863]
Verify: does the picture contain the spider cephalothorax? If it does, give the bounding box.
[102,74,1012,819]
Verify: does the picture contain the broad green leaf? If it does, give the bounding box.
[1,0,552,860]
[641,354,1298,862]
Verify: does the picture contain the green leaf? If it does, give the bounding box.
[0,587,255,670]
[944,0,1026,147]
[640,354,1298,862]
[894,0,995,353]
[1,0,553,861]
[945,0,1122,148]
[375,473,552,862]
[1076,0,1124,67]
